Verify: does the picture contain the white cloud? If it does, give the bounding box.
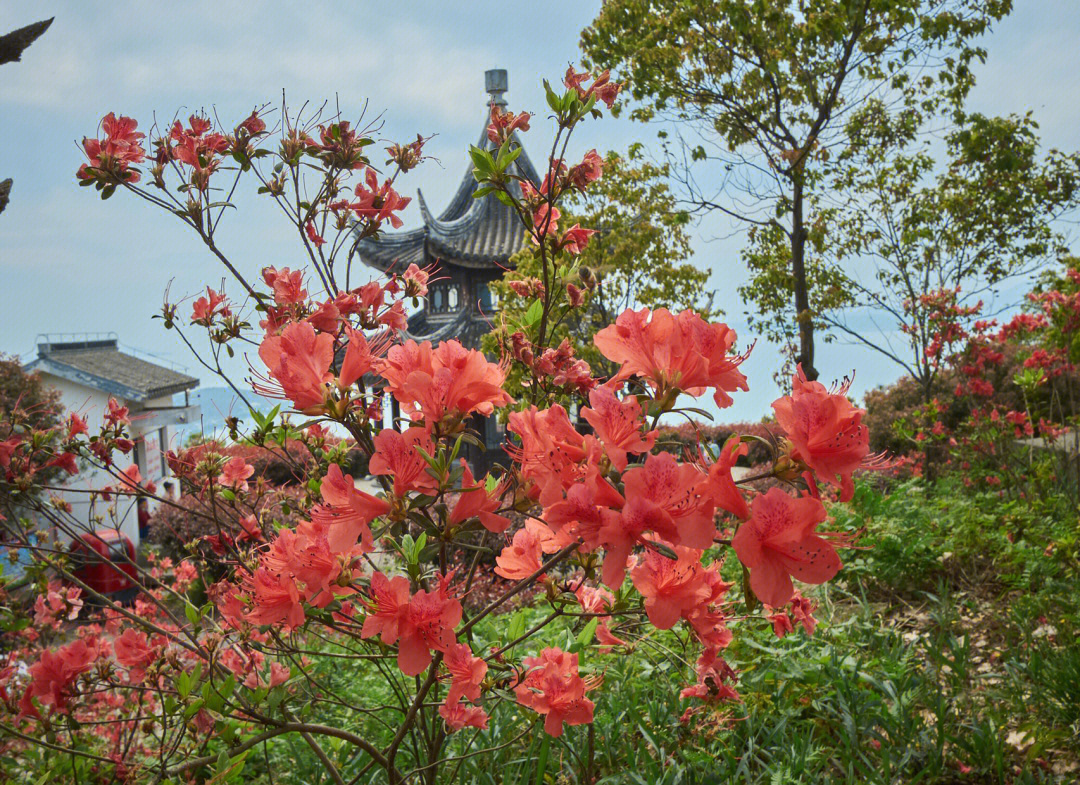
[0,7,492,128]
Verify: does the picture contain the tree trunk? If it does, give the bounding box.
[921,374,935,483]
[791,175,817,381]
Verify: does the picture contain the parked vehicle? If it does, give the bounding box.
[68,530,138,605]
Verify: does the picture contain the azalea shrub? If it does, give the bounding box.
[0,72,879,784]
[865,259,1080,501]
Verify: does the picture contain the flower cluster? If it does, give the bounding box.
[0,71,878,784]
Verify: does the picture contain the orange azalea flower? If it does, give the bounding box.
[243,567,305,631]
[574,583,629,649]
[622,452,716,550]
[514,648,598,737]
[494,521,549,580]
[369,427,440,499]
[580,385,657,471]
[376,339,512,427]
[593,307,748,409]
[507,404,590,507]
[698,435,751,520]
[256,321,335,412]
[443,642,487,704]
[360,572,462,676]
[310,464,389,555]
[731,488,841,608]
[772,364,870,502]
[438,698,489,732]
[630,546,714,630]
[448,461,510,533]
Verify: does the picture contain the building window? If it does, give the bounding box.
[432,287,444,312]
[447,286,459,310]
[478,283,498,311]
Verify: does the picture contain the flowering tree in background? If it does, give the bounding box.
[0,71,875,783]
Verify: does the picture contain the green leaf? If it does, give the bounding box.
[576,617,600,648]
[523,299,543,327]
[468,146,495,175]
[507,610,526,643]
[646,540,679,560]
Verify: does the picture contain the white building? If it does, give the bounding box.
[23,334,200,544]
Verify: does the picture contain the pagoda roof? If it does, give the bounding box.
[353,124,539,273]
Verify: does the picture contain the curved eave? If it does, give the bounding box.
[352,226,426,273]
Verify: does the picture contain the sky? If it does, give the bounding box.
[1,0,1078,422]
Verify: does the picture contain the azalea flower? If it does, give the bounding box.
[221,456,254,492]
[77,112,145,184]
[439,698,489,732]
[593,307,749,410]
[443,642,487,704]
[376,339,513,427]
[495,521,549,580]
[514,648,598,737]
[731,488,841,608]
[487,104,531,145]
[310,463,390,555]
[697,435,751,520]
[24,638,102,713]
[369,427,440,499]
[361,572,462,676]
[243,567,306,631]
[574,583,629,649]
[559,224,596,255]
[448,461,509,533]
[256,322,335,412]
[580,385,657,471]
[630,546,714,630]
[262,267,308,306]
[191,287,229,325]
[771,364,870,502]
[113,628,159,683]
[352,169,411,229]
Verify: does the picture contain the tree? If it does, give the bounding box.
[823,111,1080,404]
[0,353,63,501]
[581,0,1011,379]
[483,149,706,397]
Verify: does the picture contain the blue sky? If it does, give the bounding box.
[1,0,1078,421]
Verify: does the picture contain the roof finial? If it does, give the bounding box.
[485,69,508,107]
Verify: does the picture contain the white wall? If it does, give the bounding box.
[39,373,175,546]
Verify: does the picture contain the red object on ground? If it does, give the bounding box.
[69,530,137,596]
